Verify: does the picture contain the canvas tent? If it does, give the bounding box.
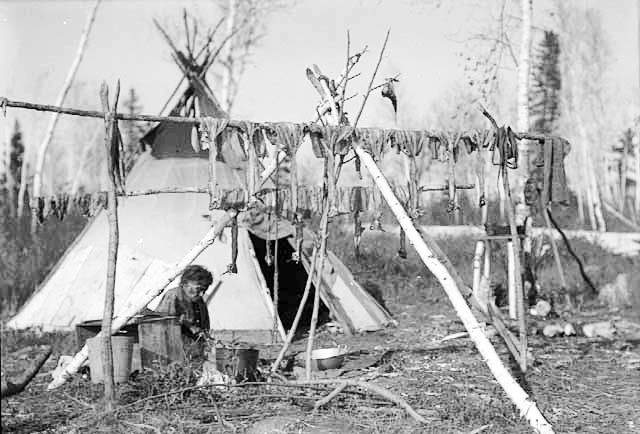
[8,39,394,343]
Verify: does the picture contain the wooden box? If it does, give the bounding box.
[138,316,185,368]
[75,319,139,351]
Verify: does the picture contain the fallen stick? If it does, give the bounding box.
[1,345,52,398]
[440,332,469,342]
[98,381,373,417]
[292,379,427,424]
[313,383,347,410]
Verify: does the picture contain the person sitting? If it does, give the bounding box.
[155,265,213,357]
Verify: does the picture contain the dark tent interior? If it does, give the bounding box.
[249,232,330,335]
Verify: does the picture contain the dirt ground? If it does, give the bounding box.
[3,229,640,433]
[2,296,639,434]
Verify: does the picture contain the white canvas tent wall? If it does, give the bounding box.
[8,52,394,342]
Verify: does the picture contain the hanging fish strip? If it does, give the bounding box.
[110,122,127,194]
[275,122,306,263]
[226,214,239,274]
[320,125,354,217]
[238,121,260,206]
[490,126,520,169]
[200,117,229,210]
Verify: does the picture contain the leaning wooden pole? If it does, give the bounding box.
[29,0,101,219]
[48,209,238,390]
[501,167,528,372]
[305,192,330,380]
[271,243,320,373]
[99,81,119,411]
[542,204,567,291]
[352,141,554,434]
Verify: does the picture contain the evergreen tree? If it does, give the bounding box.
[9,120,25,188]
[121,87,147,174]
[530,31,561,134]
[1,120,25,217]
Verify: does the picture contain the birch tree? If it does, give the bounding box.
[555,2,612,231]
[459,0,524,222]
[214,0,286,115]
[515,0,532,205]
[25,0,101,218]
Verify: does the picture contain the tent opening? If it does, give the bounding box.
[248,232,330,336]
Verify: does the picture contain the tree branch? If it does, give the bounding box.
[353,29,391,128]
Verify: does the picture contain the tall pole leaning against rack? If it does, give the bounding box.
[303,31,553,434]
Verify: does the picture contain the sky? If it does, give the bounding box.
[0,0,638,157]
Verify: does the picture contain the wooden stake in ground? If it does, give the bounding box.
[48,210,238,390]
[99,81,121,411]
[305,186,331,380]
[541,202,567,291]
[271,243,320,373]
[28,0,101,219]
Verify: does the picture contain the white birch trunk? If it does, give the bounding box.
[31,0,101,202]
[353,143,554,434]
[577,122,606,232]
[516,0,533,203]
[576,185,585,226]
[47,209,238,390]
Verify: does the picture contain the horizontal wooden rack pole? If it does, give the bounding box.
[0,97,550,142]
[113,184,476,197]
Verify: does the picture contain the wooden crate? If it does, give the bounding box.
[138,316,185,368]
[75,319,139,352]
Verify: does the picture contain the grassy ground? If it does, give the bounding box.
[2,225,640,433]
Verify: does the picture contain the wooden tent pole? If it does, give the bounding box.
[48,209,238,390]
[352,141,554,434]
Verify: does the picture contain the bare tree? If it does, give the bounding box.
[555,2,612,231]
[515,0,532,205]
[24,0,101,219]
[214,0,287,115]
[458,0,522,222]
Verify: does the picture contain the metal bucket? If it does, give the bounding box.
[87,335,135,384]
[215,348,259,382]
